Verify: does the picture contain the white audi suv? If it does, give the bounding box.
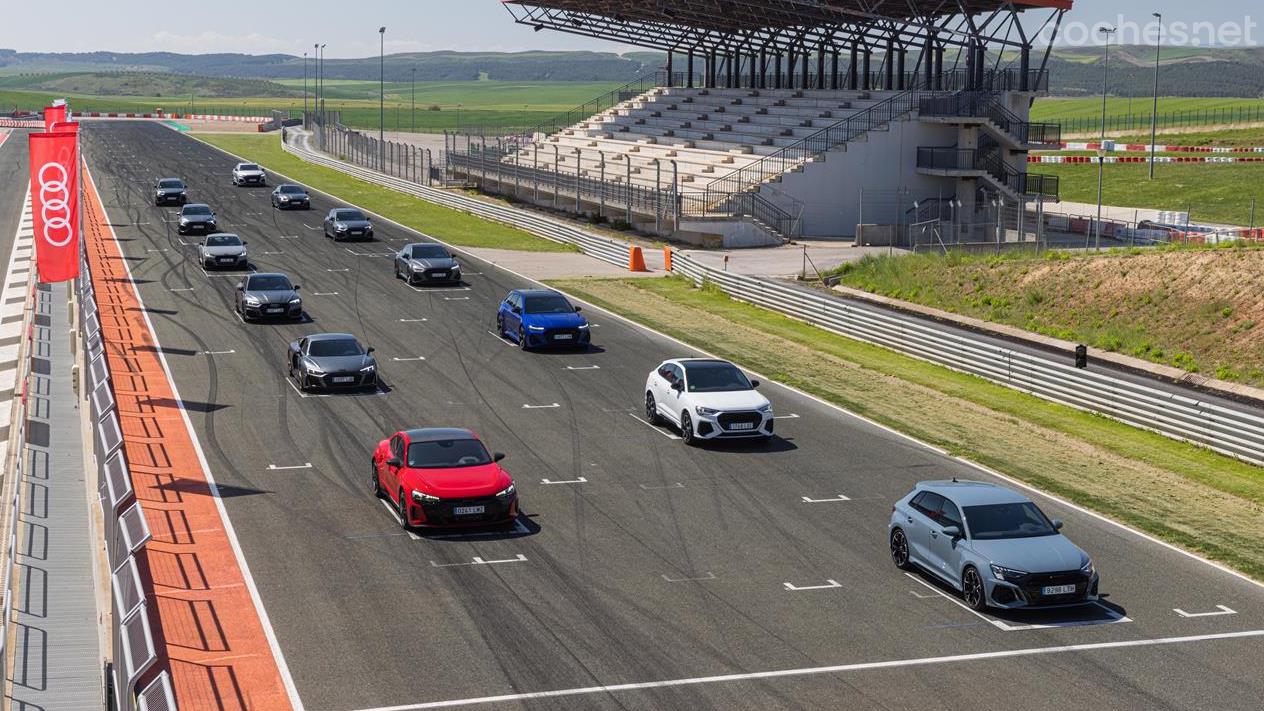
[644,358,774,445]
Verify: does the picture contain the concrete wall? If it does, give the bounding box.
[757,115,960,237]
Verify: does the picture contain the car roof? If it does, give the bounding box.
[182,203,211,209]
[246,272,288,280]
[405,241,447,249]
[515,288,563,297]
[402,427,478,443]
[206,232,238,238]
[916,480,1031,506]
[157,177,183,182]
[667,357,733,367]
[277,183,304,189]
[306,332,358,342]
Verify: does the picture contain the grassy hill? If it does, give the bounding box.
[0,71,298,98]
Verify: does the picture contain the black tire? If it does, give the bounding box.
[517,326,529,351]
[369,462,384,498]
[962,566,988,611]
[890,528,913,571]
[645,392,662,425]
[397,490,410,529]
[680,412,697,446]
[496,314,505,338]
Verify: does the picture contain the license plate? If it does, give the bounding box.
[349,230,362,235]
[266,306,283,313]
[1041,584,1077,596]
[332,376,355,384]
[218,257,234,263]
[453,505,485,516]
[430,272,447,279]
[553,333,573,340]
[729,422,756,430]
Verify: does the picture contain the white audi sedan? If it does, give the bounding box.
[644,358,774,445]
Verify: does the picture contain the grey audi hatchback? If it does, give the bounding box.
[889,480,1099,611]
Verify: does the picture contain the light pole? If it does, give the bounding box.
[1094,26,1116,251]
[319,43,326,123]
[303,51,308,123]
[1149,12,1162,180]
[379,26,386,170]
[411,67,416,133]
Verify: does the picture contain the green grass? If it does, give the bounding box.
[1103,127,1264,148]
[551,275,1264,580]
[1038,160,1264,225]
[1033,96,1264,123]
[194,133,575,253]
[0,79,623,133]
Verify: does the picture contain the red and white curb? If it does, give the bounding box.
[1055,142,1264,153]
[1030,154,1264,164]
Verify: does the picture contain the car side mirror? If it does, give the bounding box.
[235,283,243,290]
[293,285,301,290]
[242,240,248,246]
[574,306,582,312]
[671,381,684,392]
[366,347,376,354]
[493,452,505,463]
[1051,519,1064,531]
[511,305,521,314]
[386,457,402,468]
[942,525,962,539]
[750,379,760,388]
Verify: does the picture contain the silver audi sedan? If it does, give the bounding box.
[889,480,1099,611]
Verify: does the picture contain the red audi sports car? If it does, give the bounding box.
[371,428,518,528]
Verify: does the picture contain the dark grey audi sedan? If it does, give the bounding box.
[235,272,302,322]
[323,208,373,241]
[287,333,378,392]
[154,178,187,206]
[393,242,461,285]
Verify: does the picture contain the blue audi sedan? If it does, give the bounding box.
[889,480,1099,611]
[495,289,591,350]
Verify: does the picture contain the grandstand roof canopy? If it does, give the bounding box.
[504,0,1072,54]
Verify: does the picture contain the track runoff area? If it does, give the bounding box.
[83,122,1264,711]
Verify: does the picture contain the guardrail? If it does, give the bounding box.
[76,258,177,711]
[668,253,1264,465]
[285,134,636,267]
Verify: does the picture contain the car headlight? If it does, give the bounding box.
[305,362,325,375]
[576,323,589,330]
[527,325,545,332]
[179,191,186,196]
[412,489,440,503]
[1080,558,1095,577]
[695,406,720,417]
[279,195,290,201]
[495,484,516,498]
[335,223,347,231]
[360,364,376,373]
[757,403,773,413]
[989,563,1028,582]
[179,218,189,224]
[243,296,261,306]
[288,297,301,304]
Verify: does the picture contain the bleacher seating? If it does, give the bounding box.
[507,86,907,193]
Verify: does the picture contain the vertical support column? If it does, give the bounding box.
[726,51,734,88]
[710,49,718,87]
[774,54,783,88]
[848,45,859,89]
[817,48,826,89]
[897,49,906,89]
[759,48,768,88]
[965,41,976,90]
[666,50,674,87]
[1020,46,1031,91]
[885,37,895,90]
[862,48,872,90]
[923,39,934,89]
[934,45,944,90]
[687,51,695,88]
[977,44,987,89]
[749,51,757,89]
[801,46,810,89]
[787,49,796,89]
[831,49,840,89]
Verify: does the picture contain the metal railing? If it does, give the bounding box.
[919,91,1062,146]
[1058,104,1264,135]
[917,147,977,171]
[668,253,1264,465]
[76,260,176,711]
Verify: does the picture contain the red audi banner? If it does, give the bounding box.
[28,131,80,282]
[51,121,79,134]
[43,105,66,133]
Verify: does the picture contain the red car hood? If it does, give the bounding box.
[401,463,512,499]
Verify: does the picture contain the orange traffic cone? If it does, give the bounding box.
[662,246,673,271]
[628,246,649,272]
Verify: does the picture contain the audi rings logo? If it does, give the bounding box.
[38,161,74,248]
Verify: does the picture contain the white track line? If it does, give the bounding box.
[340,630,1264,711]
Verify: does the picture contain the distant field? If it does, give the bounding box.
[1107,127,1264,147]
[1037,161,1264,226]
[1033,96,1264,122]
[0,79,622,132]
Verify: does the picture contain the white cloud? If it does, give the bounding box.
[149,30,302,55]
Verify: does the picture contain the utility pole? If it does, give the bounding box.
[411,67,416,133]
[379,26,387,170]
[314,43,320,124]
[1094,26,1116,251]
[303,51,308,122]
[1149,12,1162,180]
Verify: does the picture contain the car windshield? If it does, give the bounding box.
[308,338,363,357]
[184,205,211,215]
[205,234,240,247]
[410,244,450,259]
[239,164,260,171]
[963,502,1058,540]
[335,209,365,221]
[407,438,492,469]
[279,185,304,194]
[684,361,753,392]
[158,179,183,188]
[247,275,291,291]
[522,294,573,314]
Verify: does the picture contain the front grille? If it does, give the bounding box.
[424,269,454,280]
[420,495,508,525]
[315,371,372,388]
[543,328,581,344]
[718,411,763,430]
[1018,570,1090,605]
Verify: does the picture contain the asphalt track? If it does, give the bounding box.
[0,130,28,279]
[82,121,1264,711]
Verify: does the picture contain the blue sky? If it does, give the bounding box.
[0,1,1258,56]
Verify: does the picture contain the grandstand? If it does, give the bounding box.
[448,0,1071,247]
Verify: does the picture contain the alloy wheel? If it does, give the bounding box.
[963,567,986,611]
[680,412,696,446]
[370,463,383,498]
[645,392,661,425]
[397,490,409,528]
[890,529,911,570]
